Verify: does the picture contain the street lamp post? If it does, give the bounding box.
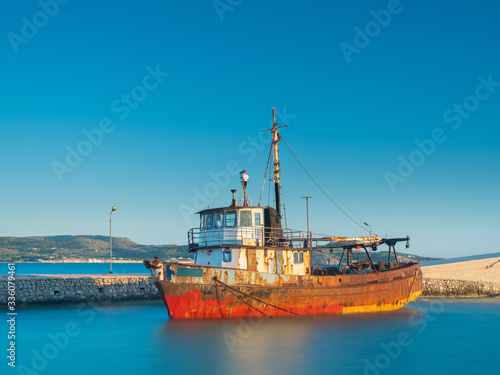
[301,196,313,233]
[109,206,117,273]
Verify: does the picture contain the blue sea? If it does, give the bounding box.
[2,298,499,375]
[0,262,148,275]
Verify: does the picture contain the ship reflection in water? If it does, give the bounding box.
[153,298,498,375]
[158,308,422,374]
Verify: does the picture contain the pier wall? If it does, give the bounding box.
[423,278,500,297]
[0,275,161,306]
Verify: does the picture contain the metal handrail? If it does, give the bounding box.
[188,226,312,250]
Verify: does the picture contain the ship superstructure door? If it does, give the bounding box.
[264,207,282,246]
[247,250,257,271]
[267,258,275,273]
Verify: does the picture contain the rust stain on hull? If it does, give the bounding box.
[151,262,422,319]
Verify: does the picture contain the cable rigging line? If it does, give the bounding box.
[267,178,271,207]
[281,167,288,228]
[280,137,371,234]
[281,137,368,226]
[258,144,273,206]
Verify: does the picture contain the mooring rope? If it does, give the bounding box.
[212,276,271,317]
[212,277,300,317]
[213,278,224,318]
[223,283,271,318]
[486,258,500,269]
[407,268,418,302]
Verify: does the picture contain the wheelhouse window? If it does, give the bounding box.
[205,213,214,229]
[225,211,237,227]
[294,252,304,264]
[254,212,262,226]
[223,249,232,262]
[200,214,205,229]
[240,210,252,227]
[215,212,224,228]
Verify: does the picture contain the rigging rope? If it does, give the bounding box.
[213,278,224,318]
[267,179,271,206]
[215,280,271,318]
[280,137,371,234]
[258,144,273,206]
[212,277,300,317]
[407,269,419,302]
[280,164,288,228]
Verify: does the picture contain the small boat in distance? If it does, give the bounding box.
[144,109,422,319]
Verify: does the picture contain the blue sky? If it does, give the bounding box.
[1,0,499,257]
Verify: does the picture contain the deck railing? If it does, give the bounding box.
[188,226,312,250]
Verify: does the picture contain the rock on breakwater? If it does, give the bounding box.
[0,274,161,306]
[423,278,500,297]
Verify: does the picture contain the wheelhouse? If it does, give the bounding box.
[187,205,312,276]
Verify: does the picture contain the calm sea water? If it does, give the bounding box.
[0,262,148,275]
[2,298,499,375]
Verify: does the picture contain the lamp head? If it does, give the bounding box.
[240,170,249,182]
[111,206,117,212]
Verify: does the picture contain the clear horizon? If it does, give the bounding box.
[1,1,499,258]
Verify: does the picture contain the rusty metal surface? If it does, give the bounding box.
[148,261,422,319]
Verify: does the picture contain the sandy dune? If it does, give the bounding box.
[421,257,500,284]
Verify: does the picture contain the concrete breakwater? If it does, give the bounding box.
[0,274,161,306]
[423,278,500,297]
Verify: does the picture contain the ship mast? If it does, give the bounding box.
[271,108,281,216]
[270,108,287,220]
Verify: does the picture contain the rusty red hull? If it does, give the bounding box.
[151,262,422,319]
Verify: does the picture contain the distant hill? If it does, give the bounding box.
[0,235,189,262]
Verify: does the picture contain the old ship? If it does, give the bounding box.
[144,109,422,319]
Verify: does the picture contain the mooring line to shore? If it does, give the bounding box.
[486,259,500,269]
[407,269,419,302]
[212,276,300,317]
[213,278,225,318]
